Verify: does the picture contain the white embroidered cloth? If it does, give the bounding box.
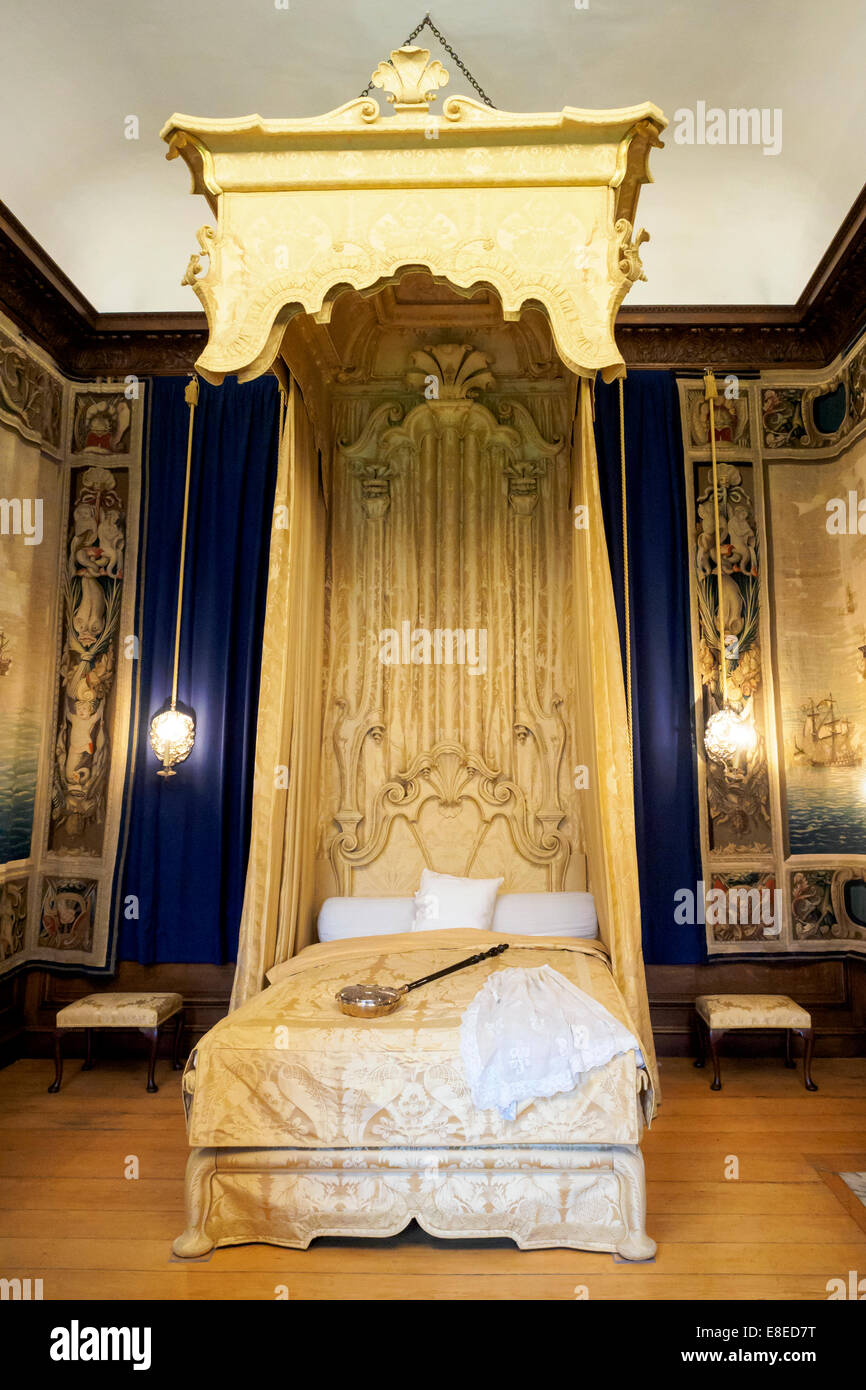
[460,965,644,1120]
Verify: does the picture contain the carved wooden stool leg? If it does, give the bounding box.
[172,1009,186,1070]
[82,1027,95,1071]
[784,1028,795,1069]
[47,1029,64,1093]
[694,1014,707,1069]
[798,1027,818,1091]
[145,1026,160,1093]
[708,1028,724,1091]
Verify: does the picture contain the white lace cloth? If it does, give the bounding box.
[460,965,644,1120]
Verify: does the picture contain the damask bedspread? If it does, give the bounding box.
[183,931,653,1149]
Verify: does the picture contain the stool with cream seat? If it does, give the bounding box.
[48,992,185,1093]
[694,993,817,1092]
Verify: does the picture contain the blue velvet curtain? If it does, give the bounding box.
[114,376,280,964]
[594,373,704,964]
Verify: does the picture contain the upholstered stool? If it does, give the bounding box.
[694,994,817,1092]
[48,992,185,1094]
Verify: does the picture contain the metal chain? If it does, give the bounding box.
[358,13,495,107]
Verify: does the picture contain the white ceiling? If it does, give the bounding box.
[2,0,864,313]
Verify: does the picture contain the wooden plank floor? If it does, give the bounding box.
[1,1055,864,1300]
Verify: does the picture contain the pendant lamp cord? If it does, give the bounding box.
[703,369,728,706]
[171,375,198,710]
[280,383,290,452]
[618,376,633,766]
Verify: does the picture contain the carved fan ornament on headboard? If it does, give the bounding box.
[321,342,581,900]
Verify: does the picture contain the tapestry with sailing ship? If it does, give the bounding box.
[769,446,866,855]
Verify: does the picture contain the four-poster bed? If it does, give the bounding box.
[162,44,667,1259]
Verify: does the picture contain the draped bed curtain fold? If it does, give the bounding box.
[571,379,659,1101]
[230,379,325,1009]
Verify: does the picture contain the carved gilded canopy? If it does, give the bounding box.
[161,45,666,383]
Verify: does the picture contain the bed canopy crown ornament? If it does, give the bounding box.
[161,46,666,385]
[370,44,449,111]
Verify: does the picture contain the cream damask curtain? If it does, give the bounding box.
[571,378,659,1101]
[230,378,325,1009]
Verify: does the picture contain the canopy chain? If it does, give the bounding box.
[358,13,496,107]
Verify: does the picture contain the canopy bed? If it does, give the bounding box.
[162,43,666,1259]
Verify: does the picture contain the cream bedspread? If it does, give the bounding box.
[184,931,653,1149]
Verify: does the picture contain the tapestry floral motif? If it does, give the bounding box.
[791,869,866,942]
[692,461,771,851]
[0,880,27,961]
[71,392,132,456]
[0,328,63,454]
[51,466,125,846]
[38,876,96,951]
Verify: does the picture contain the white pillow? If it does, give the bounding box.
[492,891,598,939]
[317,897,414,942]
[411,869,503,932]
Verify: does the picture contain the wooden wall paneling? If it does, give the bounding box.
[648,958,866,1057]
[14,964,235,1064]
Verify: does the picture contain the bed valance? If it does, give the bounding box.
[161,45,665,384]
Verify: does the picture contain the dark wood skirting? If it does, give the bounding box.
[648,956,866,1058]
[1,956,863,1068]
[2,183,865,376]
[0,963,235,1068]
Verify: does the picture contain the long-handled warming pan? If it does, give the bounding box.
[336,941,509,1018]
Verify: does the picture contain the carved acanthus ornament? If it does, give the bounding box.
[615,220,651,284]
[405,344,494,399]
[371,46,449,113]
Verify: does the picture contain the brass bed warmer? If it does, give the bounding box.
[336,942,509,1018]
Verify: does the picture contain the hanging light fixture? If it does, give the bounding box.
[149,377,198,777]
[702,369,758,766]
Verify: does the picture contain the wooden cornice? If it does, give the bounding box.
[0,201,206,377]
[1,185,864,377]
[617,182,866,370]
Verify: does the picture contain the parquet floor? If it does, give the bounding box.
[1,1055,864,1300]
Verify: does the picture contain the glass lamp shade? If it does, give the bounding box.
[704,705,757,765]
[149,701,196,777]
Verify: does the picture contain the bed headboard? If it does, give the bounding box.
[324,741,585,900]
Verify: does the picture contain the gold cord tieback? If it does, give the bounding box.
[619,375,633,766]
